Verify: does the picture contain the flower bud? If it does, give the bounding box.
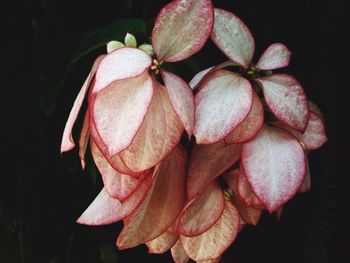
[107,41,125,53]
[138,44,154,56]
[124,33,137,48]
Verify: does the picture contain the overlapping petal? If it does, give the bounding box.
[146,231,178,254]
[231,196,262,226]
[171,240,190,263]
[256,43,291,70]
[78,111,90,169]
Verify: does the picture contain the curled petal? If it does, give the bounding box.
[78,111,90,169]
[61,55,105,153]
[211,8,255,68]
[187,141,241,200]
[257,74,309,132]
[194,70,253,144]
[299,158,311,193]
[146,231,178,254]
[161,70,194,137]
[256,43,291,70]
[181,201,240,261]
[171,240,190,263]
[189,67,214,90]
[241,125,306,212]
[152,0,214,62]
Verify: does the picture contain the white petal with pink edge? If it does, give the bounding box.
[256,43,291,70]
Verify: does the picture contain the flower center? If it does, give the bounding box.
[151,59,162,75]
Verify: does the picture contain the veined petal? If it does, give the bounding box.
[78,111,90,169]
[171,240,190,263]
[152,0,214,62]
[178,182,225,237]
[90,139,149,201]
[194,70,253,144]
[241,125,306,212]
[92,47,152,93]
[116,146,186,249]
[225,92,264,144]
[61,55,105,153]
[187,141,241,200]
[119,78,184,173]
[161,70,194,137]
[181,201,240,261]
[91,70,153,156]
[146,231,178,254]
[76,175,152,226]
[257,74,309,132]
[211,8,255,68]
[256,43,291,70]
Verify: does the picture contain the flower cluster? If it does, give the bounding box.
[61,0,327,262]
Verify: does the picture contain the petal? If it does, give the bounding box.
[300,112,327,150]
[171,240,190,263]
[90,139,149,201]
[181,201,240,261]
[231,196,262,226]
[78,111,90,169]
[309,100,324,119]
[76,175,152,226]
[91,70,153,156]
[152,0,214,62]
[178,182,225,237]
[116,146,186,249]
[257,74,309,132]
[189,67,214,90]
[187,141,241,200]
[119,78,184,172]
[194,70,253,144]
[256,43,291,70]
[241,125,306,212]
[161,70,195,137]
[211,8,255,68]
[92,47,152,94]
[146,231,178,254]
[225,92,264,144]
[299,158,311,193]
[60,55,105,153]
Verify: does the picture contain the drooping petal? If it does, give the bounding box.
[187,141,241,200]
[231,196,262,226]
[300,112,327,150]
[90,139,149,201]
[171,240,190,263]
[241,125,306,212]
[119,78,184,172]
[78,111,90,169]
[189,67,214,90]
[225,92,264,144]
[299,158,311,193]
[92,47,152,93]
[152,0,214,62]
[61,55,105,153]
[257,74,309,132]
[91,70,153,156]
[146,231,178,254]
[76,175,152,226]
[256,43,291,70]
[116,146,186,249]
[161,70,194,137]
[178,182,225,237]
[181,201,240,261]
[194,70,253,144]
[211,8,255,67]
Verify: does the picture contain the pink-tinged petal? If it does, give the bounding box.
[61,55,105,153]
[225,92,264,144]
[146,231,178,254]
[178,182,225,237]
[241,125,306,212]
[299,158,311,193]
[181,201,240,261]
[161,70,195,137]
[189,67,214,90]
[171,240,190,263]
[119,78,184,172]
[116,146,186,249]
[90,139,149,201]
[194,70,253,144]
[257,74,309,132]
[309,100,324,119]
[76,175,152,226]
[223,169,238,193]
[236,166,264,208]
[300,112,327,150]
[211,8,255,68]
[92,47,152,93]
[256,43,291,70]
[78,111,90,169]
[231,196,262,226]
[152,0,214,62]
[187,141,241,200]
[91,70,153,156]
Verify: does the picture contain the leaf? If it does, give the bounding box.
[152,0,214,62]
[194,70,253,144]
[256,43,291,70]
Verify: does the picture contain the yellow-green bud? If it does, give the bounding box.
[124,33,137,48]
[138,44,154,56]
[106,41,125,53]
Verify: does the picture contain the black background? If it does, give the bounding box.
[2,0,350,262]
